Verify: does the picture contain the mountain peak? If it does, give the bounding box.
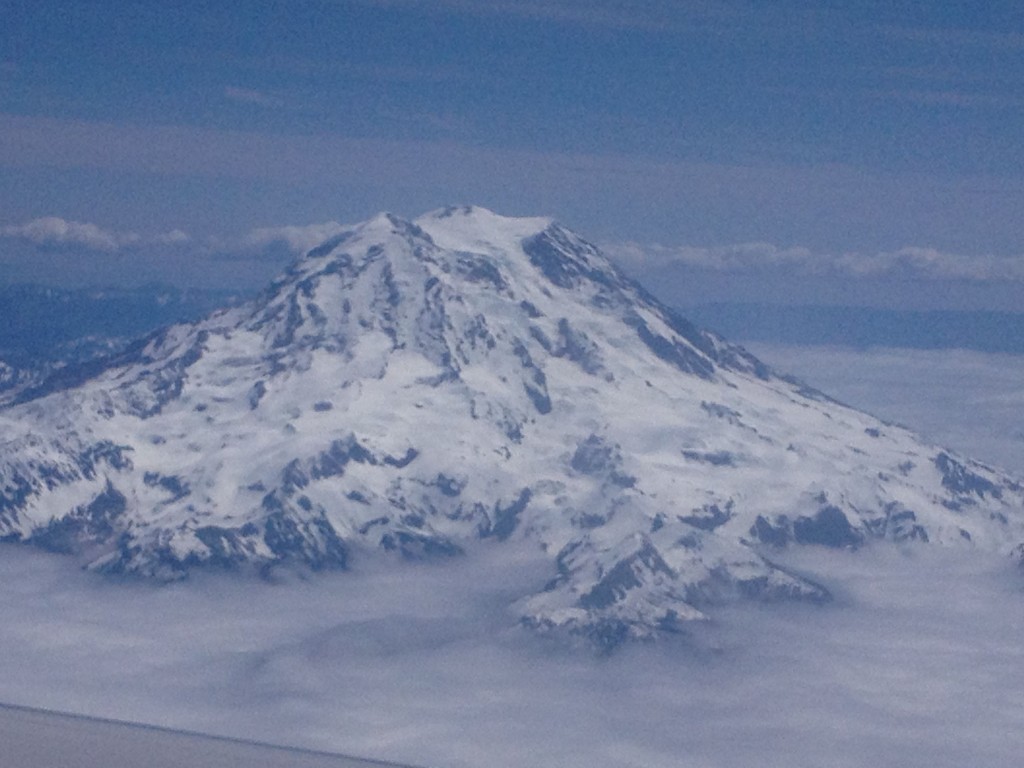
[416,205,554,252]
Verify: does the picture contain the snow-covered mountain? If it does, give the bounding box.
[1,206,1022,644]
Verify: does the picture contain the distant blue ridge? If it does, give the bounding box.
[683,304,1024,354]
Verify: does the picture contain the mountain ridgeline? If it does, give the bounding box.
[1,206,1022,646]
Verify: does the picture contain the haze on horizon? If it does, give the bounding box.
[1,1,1023,313]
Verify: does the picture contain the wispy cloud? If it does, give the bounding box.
[151,229,191,246]
[348,0,734,31]
[606,241,1024,282]
[876,64,1023,87]
[0,213,345,267]
[240,221,347,255]
[880,25,1024,51]
[864,88,1024,110]
[0,217,189,253]
[223,86,286,108]
[0,213,336,287]
[0,217,138,252]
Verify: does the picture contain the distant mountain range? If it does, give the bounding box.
[0,284,245,401]
[1,207,1022,647]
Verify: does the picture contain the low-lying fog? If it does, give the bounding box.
[1,347,1023,768]
[1,542,1023,767]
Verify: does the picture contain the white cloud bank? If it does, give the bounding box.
[606,241,1024,282]
[0,215,347,261]
[0,214,356,287]
[0,217,139,252]
[0,217,190,253]
[0,541,1022,768]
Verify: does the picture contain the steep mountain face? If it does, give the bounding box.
[1,206,1022,644]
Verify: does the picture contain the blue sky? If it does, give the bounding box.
[2,1,1024,309]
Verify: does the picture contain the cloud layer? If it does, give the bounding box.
[223,86,286,109]
[0,539,1022,768]
[0,217,189,253]
[7,213,1022,285]
[606,240,1024,282]
[0,216,348,261]
[349,0,691,30]
[0,214,356,288]
[0,218,140,253]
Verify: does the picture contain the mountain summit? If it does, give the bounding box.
[1,206,1022,643]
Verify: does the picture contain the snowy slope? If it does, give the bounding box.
[1,205,1022,643]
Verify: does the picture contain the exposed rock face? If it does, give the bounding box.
[1,206,1023,644]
